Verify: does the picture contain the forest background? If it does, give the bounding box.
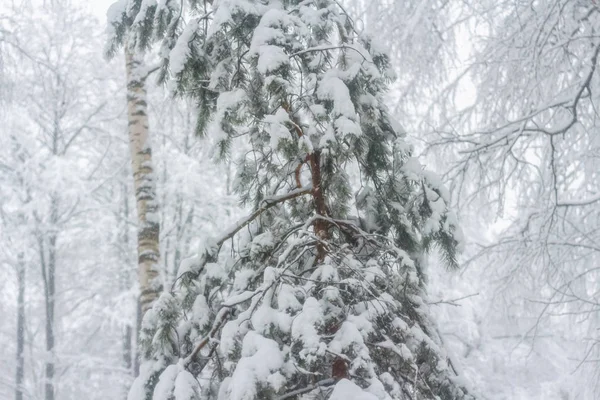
[1,0,599,399]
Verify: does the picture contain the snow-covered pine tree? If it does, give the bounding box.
[109,1,475,399]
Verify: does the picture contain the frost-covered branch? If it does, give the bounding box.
[215,185,312,249]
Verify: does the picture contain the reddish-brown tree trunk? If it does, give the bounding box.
[309,150,329,262]
[283,100,330,261]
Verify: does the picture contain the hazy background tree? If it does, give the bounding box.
[431,2,600,397]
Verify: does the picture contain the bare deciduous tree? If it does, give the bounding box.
[431,0,600,388]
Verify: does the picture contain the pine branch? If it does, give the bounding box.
[215,185,312,249]
[174,186,313,285]
[275,378,336,400]
[184,308,231,367]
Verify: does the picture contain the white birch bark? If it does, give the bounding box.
[125,47,162,314]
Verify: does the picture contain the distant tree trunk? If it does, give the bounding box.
[122,323,132,368]
[133,299,141,376]
[122,321,133,400]
[124,47,162,315]
[15,252,25,400]
[159,129,171,286]
[119,181,134,395]
[45,234,56,400]
[39,198,58,400]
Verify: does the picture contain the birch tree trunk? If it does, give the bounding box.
[124,47,162,315]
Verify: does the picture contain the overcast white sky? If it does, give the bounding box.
[88,0,115,20]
